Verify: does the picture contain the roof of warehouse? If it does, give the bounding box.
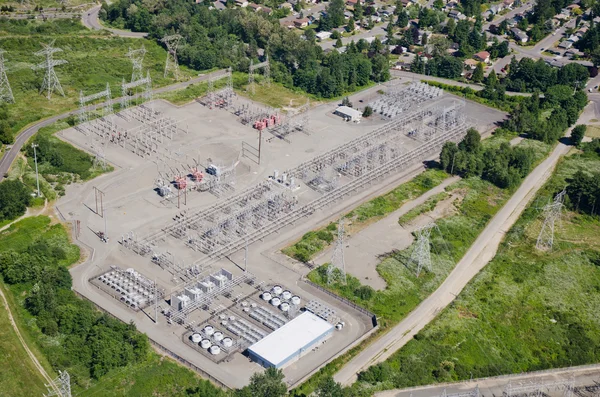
[335,106,362,118]
[247,311,334,366]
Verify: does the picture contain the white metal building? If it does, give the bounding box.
[334,106,362,122]
[247,311,334,368]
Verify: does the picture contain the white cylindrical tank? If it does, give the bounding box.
[291,296,301,305]
[191,333,202,343]
[221,320,228,326]
[228,315,235,321]
[203,325,214,336]
[271,297,281,306]
[280,302,290,312]
[222,337,233,348]
[209,345,221,355]
[213,331,224,342]
[272,286,283,295]
[243,307,250,312]
[250,302,257,308]
[200,339,211,349]
[336,323,343,330]
[262,292,272,301]
[282,291,292,300]
[241,301,248,307]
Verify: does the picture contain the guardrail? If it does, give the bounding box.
[71,289,230,390]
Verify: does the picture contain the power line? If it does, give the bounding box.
[327,217,346,285]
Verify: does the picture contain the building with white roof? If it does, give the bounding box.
[247,311,334,369]
[334,106,362,122]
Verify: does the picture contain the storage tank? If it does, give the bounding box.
[209,345,221,355]
[282,291,292,300]
[270,297,281,307]
[272,286,283,296]
[200,339,211,349]
[291,296,301,305]
[191,333,202,343]
[261,292,272,301]
[222,337,233,348]
[213,331,224,342]
[203,325,214,336]
[280,302,290,312]
[243,307,250,312]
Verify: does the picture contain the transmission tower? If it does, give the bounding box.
[126,45,146,83]
[248,55,270,95]
[0,49,14,103]
[408,222,435,277]
[327,218,346,284]
[45,370,71,397]
[536,189,566,251]
[161,34,182,80]
[32,40,68,100]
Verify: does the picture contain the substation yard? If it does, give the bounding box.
[57,79,506,389]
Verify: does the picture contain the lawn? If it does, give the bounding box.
[352,152,600,393]
[585,125,600,138]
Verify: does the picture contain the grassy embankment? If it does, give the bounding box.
[351,149,600,393]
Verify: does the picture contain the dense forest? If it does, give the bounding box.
[439,128,536,189]
[0,179,31,222]
[101,0,390,97]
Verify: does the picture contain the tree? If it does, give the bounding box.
[354,1,364,19]
[459,128,482,153]
[396,8,408,28]
[486,69,498,88]
[428,36,450,56]
[248,368,287,397]
[446,17,456,36]
[472,62,484,83]
[0,120,12,144]
[326,0,346,28]
[571,124,586,147]
[316,376,344,397]
[335,38,343,48]
[0,179,32,221]
[342,96,353,107]
[421,32,428,45]
[363,105,373,117]
[347,17,355,32]
[440,141,460,173]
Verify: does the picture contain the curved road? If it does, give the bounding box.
[81,5,148,38]
[0,70,224,182]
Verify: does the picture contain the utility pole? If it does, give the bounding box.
[94,187,105,217]
[258,129,262,165]
[31,143,40,197]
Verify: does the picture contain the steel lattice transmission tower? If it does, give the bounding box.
[408,222,436,277]
[45,370,71,397]
[248,55,270,95]
[327,218,346,285]
[126,45,147,83]
[32,40,68,100]
[0,49,14,103]
[536,189,566,251]
[161,34,182,80]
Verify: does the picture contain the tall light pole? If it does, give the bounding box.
[31,143,40,197]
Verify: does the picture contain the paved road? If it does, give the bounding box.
[0,70,224,182]
[376,364,600,397]
[483,1,534,32]
[81,5,148,38]
[334,121,574,386]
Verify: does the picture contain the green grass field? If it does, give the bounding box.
[353,151,600,393]
[0,287,49,397]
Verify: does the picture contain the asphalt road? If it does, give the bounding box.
[81,5,148,38]
[333,120,575,386]
[0,70,224,182]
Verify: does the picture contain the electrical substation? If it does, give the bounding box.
[56,60,507,389]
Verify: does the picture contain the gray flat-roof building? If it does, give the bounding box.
[334,106,362,122]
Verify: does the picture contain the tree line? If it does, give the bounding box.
[101,0,390,98]
[439,128,536,189]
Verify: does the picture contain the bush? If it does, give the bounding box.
[571,124,586,147]
[0,179,32,221]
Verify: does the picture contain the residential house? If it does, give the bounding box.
[261,6,272,14]
[566,4,580,13]
[505,17,518,27]
[280,19,294,28]
[558,40,573,49]
[248,3,262,11]
[511,27,528,43]
[399,0,412,7]
[555,13,570,21]
[473,50,490,63]
[463,59,479,70]
[503,0,515,9]
[235,0,248,6]
[316,31,332,41]
[448,10,464,20]
[293,18,310,28]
